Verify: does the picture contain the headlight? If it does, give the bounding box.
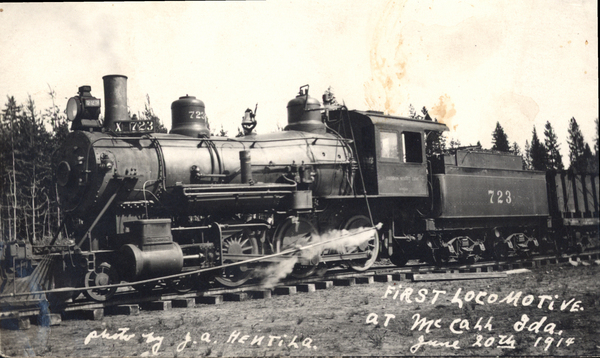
[66,95,101,122]
[66,97,82,121]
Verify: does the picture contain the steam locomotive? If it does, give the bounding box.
[1,75,598,304]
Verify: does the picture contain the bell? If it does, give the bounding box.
[241,107,257,135]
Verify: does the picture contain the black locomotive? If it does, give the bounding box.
[1,75,598,304]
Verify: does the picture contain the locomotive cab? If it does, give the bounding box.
[329,110,448,196]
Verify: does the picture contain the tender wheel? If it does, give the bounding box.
[431,248,450,266]
[274,217,319,278]
[427,237,448,266]
[215,229,259,287]
[341,215,379,272]
[83,262,119,302]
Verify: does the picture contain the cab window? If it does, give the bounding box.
[402,131,423,163]
[380,131,399,159]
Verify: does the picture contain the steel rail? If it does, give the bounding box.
[1,249,598,320]
[0,227,378,299]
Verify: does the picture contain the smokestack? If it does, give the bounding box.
[102,75,128,129]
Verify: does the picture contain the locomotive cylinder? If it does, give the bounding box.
[102,75,129,129]
[170,95,210,137]
[119,243,184,281]
[117,219,184,281]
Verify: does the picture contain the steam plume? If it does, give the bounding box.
[256,225,380,289]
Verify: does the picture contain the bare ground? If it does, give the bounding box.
[1,262,599,357]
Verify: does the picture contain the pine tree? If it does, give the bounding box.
[491,122,510,152]
[448,138,461,149]
[583,143,595,172]
[511,142,521,156]
[44,86,70,239]
[567,117,588,172]
[426,131,446,156]
[45,85,69,143]
[139,94,168,133]
[423,106,444,156]
[523,140,532,170]
[0,96,55,243]
[530,127,548,171]
[543,121,563,170]
[0,96,21,241]
[0,93,69,244]
[511,142,525,169]
[21,97,54,243]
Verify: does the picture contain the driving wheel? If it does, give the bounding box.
[274,217,319,278]
[341,215,379,271]
[215,228,259,287]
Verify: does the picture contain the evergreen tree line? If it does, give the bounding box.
[0,92,165,243]
[491,118,599,173]
[409,104,599,174]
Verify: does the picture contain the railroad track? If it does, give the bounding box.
[1,249,599,330]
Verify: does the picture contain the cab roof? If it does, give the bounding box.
[351,110,449,133]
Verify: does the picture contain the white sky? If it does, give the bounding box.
[1,1,598,155]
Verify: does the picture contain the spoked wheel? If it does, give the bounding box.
[431,248,450,266]
[427,237,449,266]
[84,262,119,302]
[274,217,320,278]
[167,274,196,293]
[341,215,380,272]
[215,228,259,287]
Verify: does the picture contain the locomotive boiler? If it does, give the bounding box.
[49,75,378,301]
